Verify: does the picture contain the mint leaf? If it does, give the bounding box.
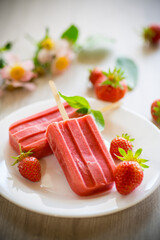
[116,57,138,90]
[90,110,105,131]
[59,92,105,131]
[61,25,79,44]
[59,92,90,109]
[77,107,89,114]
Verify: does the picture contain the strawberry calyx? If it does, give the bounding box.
[101,67,125,88]
[11,144,33,166]
[117,148,149,169]
[118,133,135,143]
[153,101,160,122]
[143,27,156,42]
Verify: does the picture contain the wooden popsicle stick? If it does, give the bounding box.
[99,101,122,113]
[49,80,69,120]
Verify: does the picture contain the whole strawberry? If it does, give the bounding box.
[114,148,149,195]
[151,99,160,123]
[115,161,143,195]
[110,133,134,160]
[12,145,41,182]
[95,67,127,102]
[143,25,160,44]
[89,68,106,85]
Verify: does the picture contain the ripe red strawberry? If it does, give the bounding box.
[12,145,41,182]
[115,161,143,195]
[151,99,160,123]
[110,133,134,160]
[114,148,149,195]
[95,68,127,102]
[143,25,160,44]
[89,68,106,85]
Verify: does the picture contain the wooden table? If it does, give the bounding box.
[0,0,160,239]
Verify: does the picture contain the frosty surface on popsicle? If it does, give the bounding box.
[9,102,79,158]
[46,114,116,196]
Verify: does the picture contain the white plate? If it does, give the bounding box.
[0,98,160,218]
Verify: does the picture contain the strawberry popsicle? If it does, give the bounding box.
[46,114,115,196]
[9,102,80,159]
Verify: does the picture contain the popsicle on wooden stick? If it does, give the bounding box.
[46,81,116,196]
[9,102,78,159]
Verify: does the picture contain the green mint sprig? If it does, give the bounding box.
[59,92,105,131]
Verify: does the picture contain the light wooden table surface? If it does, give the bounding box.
[0,0,160,239]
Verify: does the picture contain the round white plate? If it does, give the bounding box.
[0,98,160,218]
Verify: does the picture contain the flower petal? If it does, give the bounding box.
[0,67,11,79]
[21,60,34,71]
[5,53,19,65]
[21,71,37,82]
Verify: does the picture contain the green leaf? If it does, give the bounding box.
[138,159,149,163]
[116,57,138,90]
[118,148,127,157]
[76,107,89,114]
[90,110,105,132]
[77,35,114,60]
[139,163,149,168]
[101,80,113,86]
[61,25,79,44]
[157,101,160,107]
[0,58,6,68]
[59,92,90,109]
[135,148,142,158]
[0,42,13,52]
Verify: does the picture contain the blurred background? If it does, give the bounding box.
[0,0,160,121]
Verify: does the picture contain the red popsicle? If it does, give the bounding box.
[46,114,115,196]
[46,81,115,196]
[9,102,79,158]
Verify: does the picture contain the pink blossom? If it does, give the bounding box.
[0,53,37,92]
[51,39,75,75]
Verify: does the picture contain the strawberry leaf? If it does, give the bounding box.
[157,101,160,107]
[0,42,13,52]
[118,148,127,157]
[139,163,149,168]
[61,25,79,44]
[135,148,142,158]
[121,133,134,142]
[101,67,125,88]
[117,147,149,169]
[138,159,149,163]
[116,57,138,90]
[11,145,34,166]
